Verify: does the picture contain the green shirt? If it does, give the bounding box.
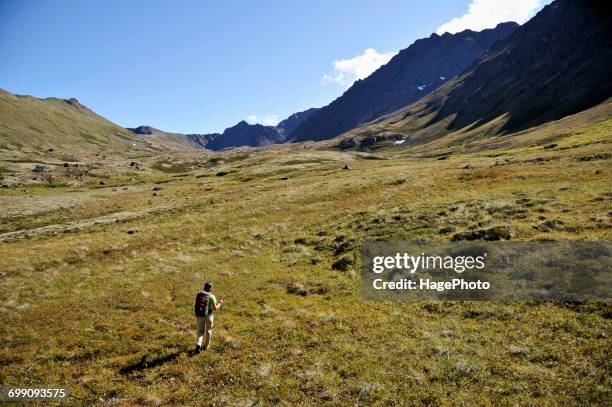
[207,293,217,314]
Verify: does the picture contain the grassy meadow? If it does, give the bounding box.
[0,116,611,405]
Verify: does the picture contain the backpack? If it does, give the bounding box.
[194,291,211,317]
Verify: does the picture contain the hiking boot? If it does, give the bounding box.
[194,345,201,354]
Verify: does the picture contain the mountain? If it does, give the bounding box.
[202,107,319,149]
[0,89,144,152]
[127,125,158,135]
[276,108,319,137]
[127,121,282,151]
[290,22,518,142]
[332,0,612,152]
[430,0,612,132]
[202,121,283,150]
[128,108,318,151]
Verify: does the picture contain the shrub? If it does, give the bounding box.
[332,256,353,271]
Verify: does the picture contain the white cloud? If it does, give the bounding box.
[321,48,397,86]
[246,114,280,126]
[436,0,547,35]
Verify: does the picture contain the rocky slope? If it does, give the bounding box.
[276,108,319,137]
[333,0,612,151]
[290,22,518,142]
[432,0,612,132]
[201,120,284,150]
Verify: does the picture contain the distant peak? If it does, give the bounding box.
[127,125,159,135]
[446,22,519,38]
[60,97,81,107]
[496,21,520,28]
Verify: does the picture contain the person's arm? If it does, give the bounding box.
[214,297,223,310]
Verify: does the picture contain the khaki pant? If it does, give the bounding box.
[196,314,214,349]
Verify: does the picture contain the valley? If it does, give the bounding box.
[1,108,610,405]
[0,0,610,405]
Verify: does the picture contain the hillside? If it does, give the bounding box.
[290,22,518,142]
[1,111,610,405]
[0,89,145,152]
[434,0,612,132]
[334,0,612,151]
[127,126,206,150]
[0,1,610,403]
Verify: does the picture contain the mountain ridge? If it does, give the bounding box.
[290,22,519,142]
[431,0,612,132]
[0,88,147,152]
[328,0,612,152]
[128,107,319,151]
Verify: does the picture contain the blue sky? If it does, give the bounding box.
[0,0,549,134]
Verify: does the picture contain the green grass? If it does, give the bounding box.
[0,165,9,181]
[0,117,611,405]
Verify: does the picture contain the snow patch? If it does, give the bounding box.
[394,140,406,145]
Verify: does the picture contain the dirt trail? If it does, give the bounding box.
[0,185,153,219]
[0,204,178,243]
[0,190,103,218]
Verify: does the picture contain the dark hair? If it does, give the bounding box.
[204,282,213,292]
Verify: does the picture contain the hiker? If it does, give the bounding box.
[194,281,223,353]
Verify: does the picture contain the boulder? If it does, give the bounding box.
[359,136,378,149]
[332,255,353,271]
[337,138,357,150]
[32,165,49,173]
